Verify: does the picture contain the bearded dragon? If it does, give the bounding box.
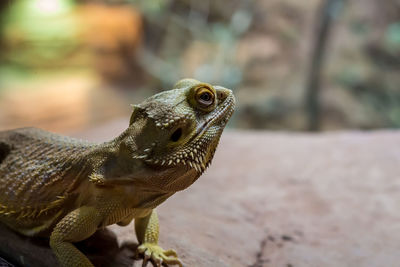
[0,79,235,267]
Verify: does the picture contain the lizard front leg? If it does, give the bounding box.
[135,209,183,267]
[49,206,102,267]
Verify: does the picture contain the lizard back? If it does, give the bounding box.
[0,128,94,231]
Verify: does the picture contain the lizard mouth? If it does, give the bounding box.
[195,93,235,137]
[182,92,234,173]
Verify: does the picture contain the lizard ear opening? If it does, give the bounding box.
[0,142,10,164]
[129,105,144,126]
[170,128,182,142]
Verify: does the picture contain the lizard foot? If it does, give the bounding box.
[137,243,183,267]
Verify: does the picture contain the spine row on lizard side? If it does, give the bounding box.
[0,196,67,220]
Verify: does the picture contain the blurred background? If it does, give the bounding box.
[0,0,399,134]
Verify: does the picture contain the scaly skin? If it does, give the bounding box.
[0,79,235,267]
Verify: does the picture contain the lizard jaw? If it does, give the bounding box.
[196,92,235,136]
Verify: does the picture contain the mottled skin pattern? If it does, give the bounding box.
[0,79,235,267]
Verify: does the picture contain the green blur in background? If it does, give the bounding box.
[0,0,399,133]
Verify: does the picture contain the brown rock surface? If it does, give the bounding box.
[1,119,400,267]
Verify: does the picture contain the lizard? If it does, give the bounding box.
[0,78,235,267]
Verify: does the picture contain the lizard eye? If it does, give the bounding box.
[195,87,215,107]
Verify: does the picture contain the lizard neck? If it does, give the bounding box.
[85,130,199,193]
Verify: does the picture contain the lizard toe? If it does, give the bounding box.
[137,243,183,267]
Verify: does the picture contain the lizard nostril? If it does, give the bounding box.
[217,91,227,102]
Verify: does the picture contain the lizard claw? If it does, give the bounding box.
[141,248,152,267]
[137,243,183,267]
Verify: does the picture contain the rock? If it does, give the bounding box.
[1,120,400,267]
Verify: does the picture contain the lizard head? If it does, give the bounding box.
[123,78,235,190]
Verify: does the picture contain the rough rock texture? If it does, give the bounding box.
[1,119,400,267]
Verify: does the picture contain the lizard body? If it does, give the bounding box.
[0,79,235,267]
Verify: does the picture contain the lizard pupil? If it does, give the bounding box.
[200,92,212,102]
[170,128,182,142]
